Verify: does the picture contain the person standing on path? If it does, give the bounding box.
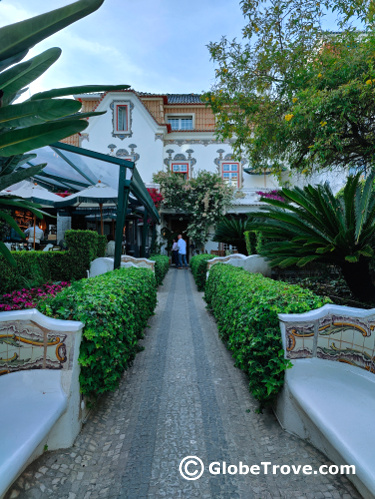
[177,234,188,268]
[171,238,179,266]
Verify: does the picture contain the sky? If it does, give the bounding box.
[0,0,247,97]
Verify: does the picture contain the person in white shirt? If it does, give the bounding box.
[177,234,188,269]
[25,222,44,249]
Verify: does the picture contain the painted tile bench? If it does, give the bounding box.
[206,253,272,277]
[89,256,155,278]
[275,304,375,499]
[0,309,83,498]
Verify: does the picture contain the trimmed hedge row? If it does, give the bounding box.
[65,230,99,280]
[0,251,71,293]
[0,230,108,293]
[38,267,157,398]
[205,264,331,408]
[190,254,212,291]
[149,255,169,285]
[97,235,107,258]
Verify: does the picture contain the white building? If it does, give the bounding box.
[63,89,282,254]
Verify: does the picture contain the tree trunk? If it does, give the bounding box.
[340,259,375,303]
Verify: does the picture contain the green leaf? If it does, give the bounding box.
[296,255,320,267]
[57,111,106,121]
[0,197,46,218]
[0,48,61,105]
[0,210,25,237]
[30,84,131,101]
[0,119,88,157]
[0,163,46,190]
[315,245,334,254]
[345,255,359,263]
[355,171,375,243]
[0,240,16,267]
[0,99,82,128]
[0,49,29,72]
[0,0,105,63]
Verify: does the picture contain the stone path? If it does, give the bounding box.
[6,269,361,499]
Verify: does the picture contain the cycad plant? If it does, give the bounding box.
[249,173,375,302]
[213,216,252,255]
[0,0,129,264]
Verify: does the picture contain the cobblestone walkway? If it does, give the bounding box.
[7,269,360,499]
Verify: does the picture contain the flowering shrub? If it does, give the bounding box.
[0,282,70,311]
[153,170,233,248]
[147,188,163,209]
[257,190,284,202]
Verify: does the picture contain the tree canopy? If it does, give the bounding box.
[205,0,375,176]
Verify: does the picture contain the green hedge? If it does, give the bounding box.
[97,235,107,258]
[0,230,108,294]
[0,251,71,293]
[190,254,212,291]
[149,255,169,285]
[205,264,331,408]
[38,267,157,398]
[65,230,99,280]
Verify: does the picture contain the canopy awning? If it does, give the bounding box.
[22,142,160,224]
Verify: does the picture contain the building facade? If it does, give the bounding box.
[65,90,281,253]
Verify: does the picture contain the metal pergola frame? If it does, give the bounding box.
[25,142,160,269]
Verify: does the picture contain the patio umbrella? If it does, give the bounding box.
[55,181,118,235]
[1,181,61,249]
[1,180,61,206]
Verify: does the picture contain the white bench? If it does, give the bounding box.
[0,309,83,498]
[276,304,375,499]
[120,255,155,273]
[89,256,155,278]
[206,253,271,277]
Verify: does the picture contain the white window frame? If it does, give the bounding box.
[115,104,129,132]
[171,161,190,179]
[221,162,240,187]
[110,100,134,139]
[166,113,195,131]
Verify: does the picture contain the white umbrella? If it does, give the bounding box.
[55,181,118,235]
[1,180,61,206]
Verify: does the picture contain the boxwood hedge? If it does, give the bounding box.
[205,264,331,408]
[0,251,71,293]
[38,267,157,398]
[190,254,212,291]
[149,255,169,285]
